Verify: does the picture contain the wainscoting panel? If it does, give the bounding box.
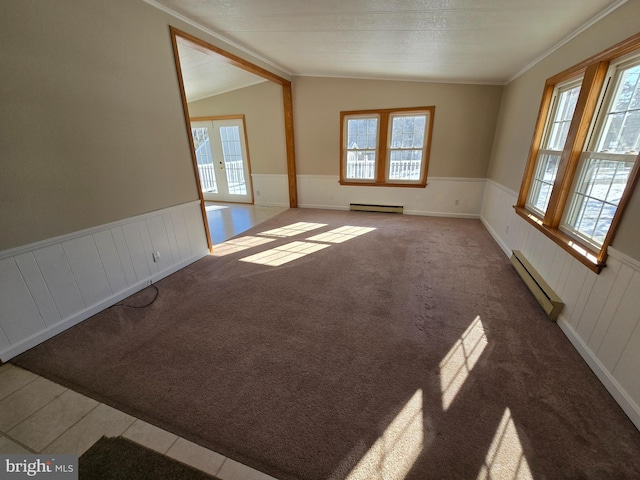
[481,179,640,430]
[251,173,290,207]
[0,201,209,361]
[297,175,486,217]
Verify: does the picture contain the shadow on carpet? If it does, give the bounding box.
[79,436,220,480]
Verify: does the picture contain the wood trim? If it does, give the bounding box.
[169,28,213,252]
[377,113,389,182]
[421,108,435,186]
[514,206,603,273]
[339,181,428,188]
[340,106,434,188]
[169,27,288,86]
[516,83,555,207]
[597,152,640,265]
[168,26,299,236]
[240,116,255,205]
[546,61,609,227]
[282,82,298,208]
[190,115,244,122]
[339,112,346,183]
[344,106,435,116]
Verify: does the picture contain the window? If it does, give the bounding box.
[516,33,640,273]
[344,115,379,181]
[526,79,582,215]
[563,60,640,247]
[340,106,435,187]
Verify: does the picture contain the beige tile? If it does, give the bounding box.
[217,458,279,480]
[122,419,177,454]
[0,376,67,431]
[166,437,226,476]
[0,435,33,454]
[0,363,14,375]
[42,403,136,456]
[0,366,38,400]
[8,390,98,452]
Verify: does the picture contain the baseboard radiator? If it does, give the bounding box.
[350,203,403,213]
[510,250,564,321]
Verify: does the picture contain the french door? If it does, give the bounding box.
[191,118,253,203]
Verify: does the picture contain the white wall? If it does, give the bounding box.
[0,202,208,361]
[298,175,486,217]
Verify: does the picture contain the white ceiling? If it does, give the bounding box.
[176,37,267,102]
[155,0,624,100]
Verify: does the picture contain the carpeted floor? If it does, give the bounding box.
[14,209,640,480]
[80,436,219,480]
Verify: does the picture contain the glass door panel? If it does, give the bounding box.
[190,118,252,203]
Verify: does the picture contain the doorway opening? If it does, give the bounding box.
[169,27,298,251]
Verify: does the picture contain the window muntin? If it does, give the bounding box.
[344,115,379,181]
[526,80,582,215]
[387,113,428,182]
[562,59,640,248]
[340,107,434,187]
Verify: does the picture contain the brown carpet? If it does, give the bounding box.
[13,209,640,480]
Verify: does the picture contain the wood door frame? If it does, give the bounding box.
[169,26,298,251]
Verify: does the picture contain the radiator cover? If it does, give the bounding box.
[510,250,564,321]
[349,203,403,213]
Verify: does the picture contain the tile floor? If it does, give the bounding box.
[0,203,286,480]
[0,364,277,479]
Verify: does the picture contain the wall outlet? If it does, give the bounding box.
[454,199,460,206]
[152,251,160,262]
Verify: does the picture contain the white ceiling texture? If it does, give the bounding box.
[149,0,626,101]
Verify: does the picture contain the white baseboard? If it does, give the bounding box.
[558,317,640,430]
[0,250,207,361]
[480,215,512,258]
[0,201,209,361]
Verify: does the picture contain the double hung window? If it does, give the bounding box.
[340,107,434,187]
[562,59,640,247]
[516,34,640,272]
[526,79,582,215]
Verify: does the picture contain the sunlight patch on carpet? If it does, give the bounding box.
[258,222,327,237]
[344,389,423,480]
[439,315,488,411]
[239,241,330,266]
[477,408,533,480]
[211,236,276,256]
[307,226,376,243]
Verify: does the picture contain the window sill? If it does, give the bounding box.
[339,180,427,188]
[513,206,605,274]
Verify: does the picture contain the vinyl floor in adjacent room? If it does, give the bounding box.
[0,202,285,480]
